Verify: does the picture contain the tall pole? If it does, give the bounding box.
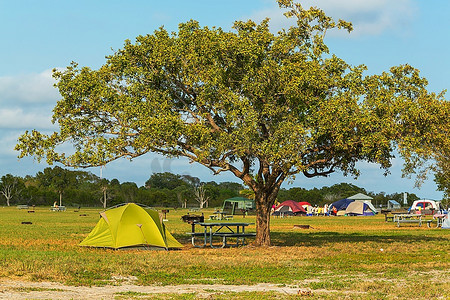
[100,165,107,209]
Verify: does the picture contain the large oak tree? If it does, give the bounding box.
[16,1,448,246]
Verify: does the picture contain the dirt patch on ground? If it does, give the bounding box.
[2,270,448,299]
[0,279,301,299]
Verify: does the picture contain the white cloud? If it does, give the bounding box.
[0,69,60,104]
[0,130,21,156]
[310,0,416,36]
[247,0,416,37]
[0,107,54,129]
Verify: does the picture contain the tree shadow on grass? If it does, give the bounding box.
[270,231,450,247]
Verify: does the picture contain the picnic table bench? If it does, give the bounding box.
[188,222,255,248]
[394,214,423,227]
[209,211,233,221]
[209,215,234,221]
[385,214,395,222]
[212,232,256,247]
[50,206,66,212]
[17,205,29,209]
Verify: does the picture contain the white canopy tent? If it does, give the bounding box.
[347,193,373,203]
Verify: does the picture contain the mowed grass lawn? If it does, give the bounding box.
[0,206,449,299]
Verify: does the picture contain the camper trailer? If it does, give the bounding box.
[408,199,443,215]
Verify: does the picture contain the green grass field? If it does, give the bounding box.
[0,206,448,299]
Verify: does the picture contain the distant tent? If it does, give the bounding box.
[442,214,450,229]
[348,193,373,203]
[272,200,306,216]
[329,198,354,212]
[222,197,255,215]
[387,200,401,209]
[298,201,312,209]
[79,203,182,250]
[345,201,377,216]
[364,201,378,213]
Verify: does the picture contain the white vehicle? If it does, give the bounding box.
[408,199,443,214]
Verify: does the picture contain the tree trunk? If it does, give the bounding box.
[254,191,277,246]
[59,192,62,206]
[194,185,208,209]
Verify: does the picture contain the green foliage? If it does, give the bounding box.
[1,168,428,210]
[278,187,324,205]
[34,166,101,206]
[145,172,190,190]
[0,174,24,206]
[5,168,243,208]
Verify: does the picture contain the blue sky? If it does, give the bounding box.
[0,0,448,199]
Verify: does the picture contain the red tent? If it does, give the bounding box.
[273,200,307,216]
[298,201,312,208]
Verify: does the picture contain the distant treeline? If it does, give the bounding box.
[0,167,421,208]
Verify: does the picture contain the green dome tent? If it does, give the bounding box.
[79,203,182,250]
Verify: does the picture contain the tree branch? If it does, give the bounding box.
[303,164,336,178]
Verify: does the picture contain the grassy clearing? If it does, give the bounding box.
[0,206,449,299]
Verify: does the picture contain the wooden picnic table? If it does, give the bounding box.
[188,222,255,248]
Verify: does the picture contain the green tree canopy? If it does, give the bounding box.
[145,172,189,190]
[36,166,80,206]
[0,174,23,206]
[15,1,448,245]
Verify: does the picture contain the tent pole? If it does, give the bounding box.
[136,224,150,250]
